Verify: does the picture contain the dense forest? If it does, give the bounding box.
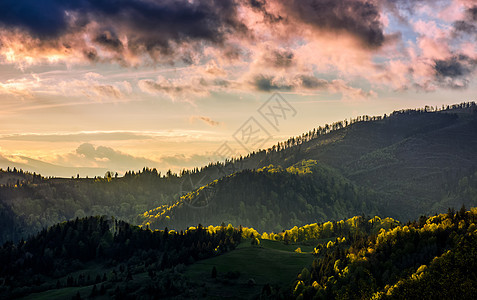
[0,216,242,299]
[290,206,477,299]
[1,209,476,299]
[142,160,380,232]
[142,102,477,233]
[0,168,185,243]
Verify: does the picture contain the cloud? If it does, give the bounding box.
[249,73,376,99]
[0,0,244,41]
[0,130,219,144]
[251,74,294,91]
[0,0,391,67]
[94,31,124,52]
[138,76,219,101]
[0,0,247,66]
[158,153,219,168]
[0,78,36,99]
[0,146,221,177]
[91,84,123,99]
[0,0,477,98]
[190,116,221,127]
[202,61,228,77]
[272,0,386,48]
[56,143,159,171]
[54,143,224,176]
[453,5,477,36]
[0,71,131,102]
[434,54,477,89]
[295,75,330,89]
[0,131,154,142]
[261,48,295,68]
[329,79,378,100]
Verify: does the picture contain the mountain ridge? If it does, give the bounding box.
[1,102,476,243]
[141,102,477,231]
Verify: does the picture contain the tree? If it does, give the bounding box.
[211,266,217,278]
[72,291,81,300]
[90,284,97,297]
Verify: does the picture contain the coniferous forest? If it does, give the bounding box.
[1,103,477,299]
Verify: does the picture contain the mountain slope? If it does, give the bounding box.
[146,103,477,228]
[0,169,183,243]
[142,160,380,232]
[1,103,477,243]
[292,207,477,300]
[3,209,476,299]
[0,216,242,299]
[250,105,477,220]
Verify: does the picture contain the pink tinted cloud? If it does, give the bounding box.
[0,0,476,99]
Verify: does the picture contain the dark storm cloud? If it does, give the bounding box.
[467,6,477,21]
[252,74,332,91]
[434,55,477,89]
[0,0,398,66]
[0,0,246,56]
[83,48,99,62]
[453,20,476,34]
[247,0,283,23]
[245,0,388,47]
[453,6,477,36]
[252,75,293,91]
[263,49,295,68]
[0,0,71,38]
[435,55,475,78]
[296,75,329,89]
[280,0,386,47]
[94,31,124,52]
[273,50,294,68]
[0,0,391,49]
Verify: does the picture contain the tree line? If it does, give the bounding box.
[0,216,242,299]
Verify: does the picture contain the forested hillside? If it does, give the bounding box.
[290,206,477,299]
[0,168,185,243]
[144,102,477,231]
[0,216,242,299]
[142,160,380,232]
[2,209,476,299]
[1,102,477,243]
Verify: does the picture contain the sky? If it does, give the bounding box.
[0,0,476,177]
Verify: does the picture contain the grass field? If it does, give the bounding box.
[182,238,315,299]
[20,238,316,299]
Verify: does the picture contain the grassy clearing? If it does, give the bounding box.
[21,239,316,300]
[183,238,315,299]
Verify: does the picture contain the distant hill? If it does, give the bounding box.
[143,102,477,231]
[0,155,108,178]
[0,169,183,243]
[1,102,477,243]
